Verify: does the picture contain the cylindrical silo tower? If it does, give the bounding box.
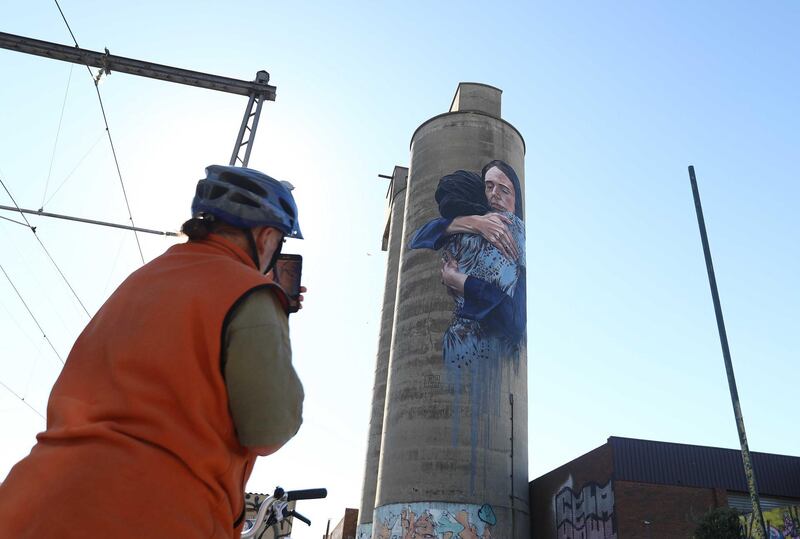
[357,166,409,539]
[372,83,528,539]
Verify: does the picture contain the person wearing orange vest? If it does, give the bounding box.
[0,165,305,538]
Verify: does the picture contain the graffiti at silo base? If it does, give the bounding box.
[555,481,617,539]
[408,161,526,492]
[357,523,373,539]
[373,501,496,539]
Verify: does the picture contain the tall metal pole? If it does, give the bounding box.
[688,165,766,538]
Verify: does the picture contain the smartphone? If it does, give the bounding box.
[273,254,303,313]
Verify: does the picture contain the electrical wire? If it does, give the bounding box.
[53,0,146,265]
[0,214,29,228]
[53,0,79,48]
[0,216,77,336]
[0,298,51,394]
[0,174,91,318]
[93,87,146,264]
[0,380,45,420]
[101,233,127,299]
[0,264,65,365]
[42,64,74,210]
[43,132,105,207]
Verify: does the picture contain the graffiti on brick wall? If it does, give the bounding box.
[555,481,617,539]
[740,505,800,539]
[372,501,496,539]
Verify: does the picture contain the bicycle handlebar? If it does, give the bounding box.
[285,509,311,526]
[286,488,327,501]
[241,486,325,538]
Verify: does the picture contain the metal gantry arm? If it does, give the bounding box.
[0,30,277,166]
[0,31,279,231]
[0,31,276,99]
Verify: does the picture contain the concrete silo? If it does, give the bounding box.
[360,83,528,539]
[357,165,409,538]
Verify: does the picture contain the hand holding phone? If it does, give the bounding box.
[272,254,303,313]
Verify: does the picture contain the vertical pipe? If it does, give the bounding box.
[510,392,516,539]
[688,165,766,538]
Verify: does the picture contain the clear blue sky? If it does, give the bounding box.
[1,2,798,537]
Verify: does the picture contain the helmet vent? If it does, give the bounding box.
[222,173,268,197]
[279,198,296,218]
[230,192,260,208]
[209,186,227,199]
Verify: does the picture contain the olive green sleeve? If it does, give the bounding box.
[223,288,304,448]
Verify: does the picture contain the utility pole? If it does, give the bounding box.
[0,31,276,166]
[688,165,767,539]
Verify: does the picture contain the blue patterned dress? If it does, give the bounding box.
[409,211,526,367]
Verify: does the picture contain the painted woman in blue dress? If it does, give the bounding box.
[409,160,526,368]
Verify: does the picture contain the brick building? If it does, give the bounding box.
[530,436,800,538]
[326,507,358,539]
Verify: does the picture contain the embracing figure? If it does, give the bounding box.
[409,160,526,367]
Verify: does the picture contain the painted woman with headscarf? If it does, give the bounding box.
[409,160,526,367]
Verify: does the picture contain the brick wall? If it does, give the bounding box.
[614,481,725,538]
[328,508,359,539]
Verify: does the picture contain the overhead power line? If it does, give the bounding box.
[53,0,79,47]
[47,1,146,264]
[0,214,29,227]
[0,380,45,420]
[92,87,146,263]
[42,64,74,209]
[0,175,91,318]
[0,264,65,365]
[42,132,105,208]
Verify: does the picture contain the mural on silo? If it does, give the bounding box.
[408,159,526,492]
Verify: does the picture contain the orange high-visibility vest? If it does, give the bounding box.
[0,234,287,539]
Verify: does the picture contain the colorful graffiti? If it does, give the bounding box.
[373,502,496,539]
[740,505,800,539]
[555,481,617,539]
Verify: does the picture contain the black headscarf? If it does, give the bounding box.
[435,170,490,219]
[481,160,524,220]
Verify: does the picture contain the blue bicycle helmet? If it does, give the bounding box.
[191,165,303,239]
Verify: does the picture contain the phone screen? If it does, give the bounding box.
[273,254,302,313]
